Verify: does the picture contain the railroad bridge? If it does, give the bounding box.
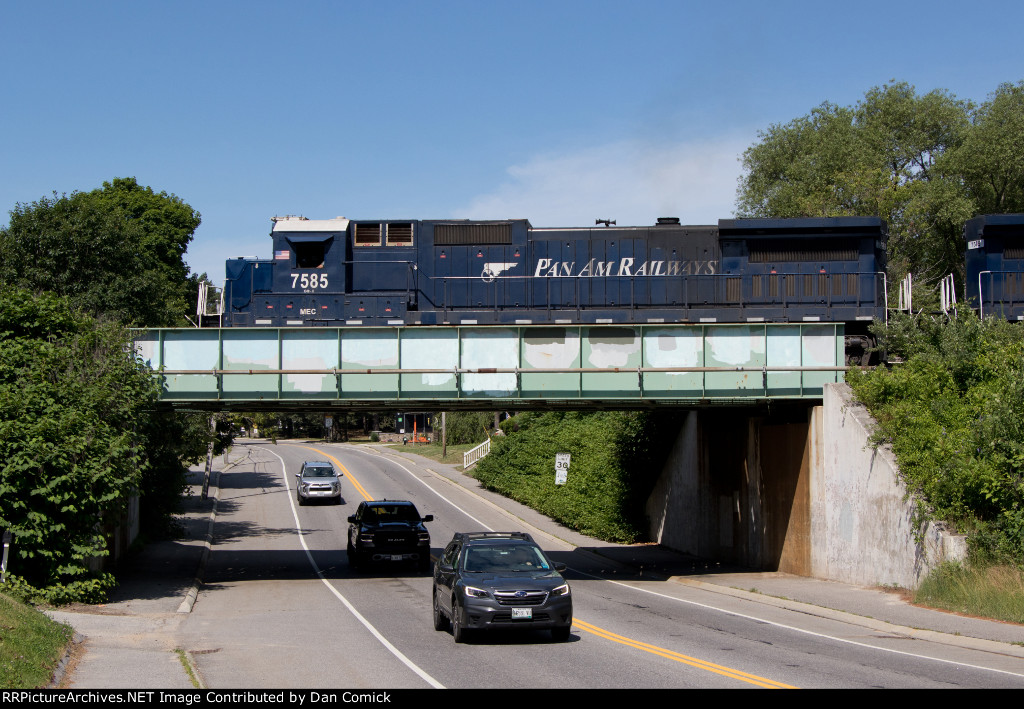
[135,322,845,411]
[134,322,948,588]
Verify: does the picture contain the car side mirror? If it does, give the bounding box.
[438,563,453,572]
[554,562,567,572]
[422,515,433,522]
[347,515,357,524]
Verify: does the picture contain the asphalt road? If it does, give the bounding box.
[163,441,1024,689]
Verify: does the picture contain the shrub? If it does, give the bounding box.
[849,311,1024,564]
[472,411,683,542]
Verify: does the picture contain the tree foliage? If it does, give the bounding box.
[0,287,160,589]
[0,177,201,327]
[952,81,1024,215]
[737,80,1024,290]
[432,411,495,447]
[848,311,1024,564]
[0,178,211,601]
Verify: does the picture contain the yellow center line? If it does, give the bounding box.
[285,445,795,688]
[572,618,797,688]
[287,444,373,502]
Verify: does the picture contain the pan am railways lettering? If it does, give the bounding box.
[532,257,717,278]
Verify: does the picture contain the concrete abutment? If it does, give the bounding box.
[646,383,966,588]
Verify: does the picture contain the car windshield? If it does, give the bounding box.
[462,544,550,572]
[303,466,335,478]
[363,504,419,522]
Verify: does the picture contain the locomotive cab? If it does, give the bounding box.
[964,214,1024,320]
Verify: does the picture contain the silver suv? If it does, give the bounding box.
[295,461,343,505]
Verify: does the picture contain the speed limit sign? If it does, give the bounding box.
[555,453,570,485]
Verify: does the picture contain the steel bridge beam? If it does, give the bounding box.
[133,324,846,412]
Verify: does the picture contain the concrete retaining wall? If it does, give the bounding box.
[814,383,966,588]
[647,383,966,588]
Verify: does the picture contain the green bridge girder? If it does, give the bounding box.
[133,324,846,412]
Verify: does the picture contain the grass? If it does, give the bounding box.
[382,441,482,467]
[0,591,74,688]
[175,648,201,688]
[913,563,1024,625]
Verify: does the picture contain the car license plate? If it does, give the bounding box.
[390,555,403,561]
[512,608,532,620]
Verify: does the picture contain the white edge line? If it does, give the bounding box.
[594,574,1024,680]
[327,448,1024,680]
[263,447,445,689]
[331,445,494,532]
[316,445,1024,681]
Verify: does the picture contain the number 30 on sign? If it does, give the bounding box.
[555,453,571,485]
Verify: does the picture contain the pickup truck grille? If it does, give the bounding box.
[376,532,416,548]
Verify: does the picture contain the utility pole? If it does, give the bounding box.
[202,415,214,499]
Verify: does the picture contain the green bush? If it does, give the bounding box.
[472,411,682,542]
[849,311,1024,564]
[0,288,159,592]
[3,573,117,606]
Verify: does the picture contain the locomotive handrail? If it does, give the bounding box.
[973,270,1024,318]
[979,271,991,318]
[425,271,883,281]
[430,270,886,319]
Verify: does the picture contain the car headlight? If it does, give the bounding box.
[464,585,489,599]
[550,583,570,597]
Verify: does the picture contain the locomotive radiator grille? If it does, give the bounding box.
[748,240,858,263]
[434,223,513,245]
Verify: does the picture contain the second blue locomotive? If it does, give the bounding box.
[222,215,889,330]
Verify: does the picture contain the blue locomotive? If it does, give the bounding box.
[221,215,889,335]
[964,214,1024,320]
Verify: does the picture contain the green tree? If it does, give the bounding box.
[87,177,203,322]
[951,81,1024,215]
[433,411,494,447]
[737,81,975,286]
[0,287,160,592]
[0,178,201,327]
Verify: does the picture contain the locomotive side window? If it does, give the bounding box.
[294,241,325,268]
[355,223,382,246]
[386,223,414,246]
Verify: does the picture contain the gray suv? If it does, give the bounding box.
[295,461,343,505]
[432,532,572,642]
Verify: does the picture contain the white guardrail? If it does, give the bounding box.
[463,438,491,469]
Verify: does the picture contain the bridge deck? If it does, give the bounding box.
[134,324,846,411]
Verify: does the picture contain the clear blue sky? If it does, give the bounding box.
[3,1,1022,282]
